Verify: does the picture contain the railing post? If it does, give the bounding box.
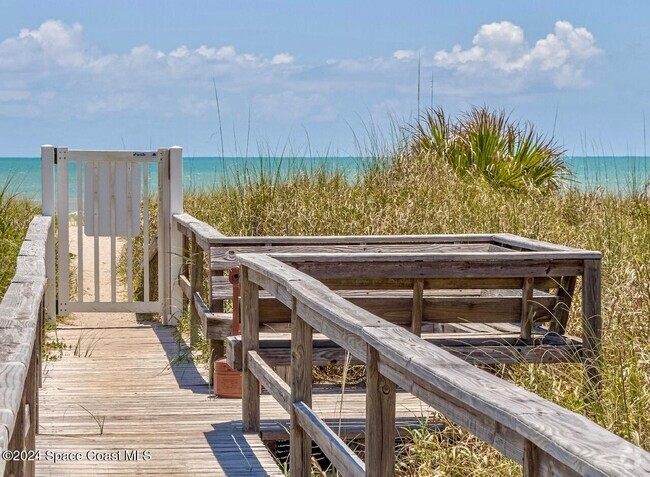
[209,267,225,387]
[168,146,184,325]
[582,259,602,400]
[366,344,396,477]
[290,297,313,477]
[241,266,260,432]
[182,234,189,312]
[523,440,539,477]
[40,145,56,323]
[189,232,203,346]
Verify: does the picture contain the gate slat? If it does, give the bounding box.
[110,161,117,303]
[93,162,100,302]
[143,162,150,302]
[57,148,70,315]
[127,161,134,303]
[76,159,83,302]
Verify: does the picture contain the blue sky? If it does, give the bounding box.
[0,1,648,157]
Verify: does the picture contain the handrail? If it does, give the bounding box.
[0,215,52,477]
[237,252,650,477]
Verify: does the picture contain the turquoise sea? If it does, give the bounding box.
[0,156,649,201]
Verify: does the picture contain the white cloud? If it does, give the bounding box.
[0,18,602,128]
[433,20,601,89]
[271,53,295,65]
[0,20,307,118]
[393,49,417,61]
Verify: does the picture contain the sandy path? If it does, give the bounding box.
[65,224,144,328]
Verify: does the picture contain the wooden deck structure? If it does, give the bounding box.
[34,310,430,475]
[2,147,650,476]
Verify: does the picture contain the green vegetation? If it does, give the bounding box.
[180,109,650,475]
[409,107,567,191]
[0,181,39,297]
[2,108,649,474]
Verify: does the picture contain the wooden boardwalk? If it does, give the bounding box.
[36,312,283,476]
[35,312,430,476]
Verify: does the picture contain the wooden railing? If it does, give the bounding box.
[0,215,53,477]
[237,252,650,477]
[174,214,230,378]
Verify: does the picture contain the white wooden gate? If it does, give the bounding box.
[41,146,183,325]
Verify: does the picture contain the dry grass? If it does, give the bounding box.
[0,182,40,296]
[182,145,650,474]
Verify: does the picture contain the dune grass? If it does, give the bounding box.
[0,181,40,297]
[3,109,648,474]
[181,134,650,474]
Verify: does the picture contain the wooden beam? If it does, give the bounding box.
[520,278,535,341]
[293,401,365,477]
[290,298,312,477]
[189,233,203,346]
[241,266,260,433]
[582,259,602,400]
[366,345,396,476]
[225,333,582,371]
[247,351,291,413]
[411,279,424,336]
[550,276,577,335]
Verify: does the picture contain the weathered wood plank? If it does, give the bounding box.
[272,250,600,262]
[213,243,495,268]
[550,276,577,335]
[582,259,602,399]
[493,233,593,254]
[410,279,424,336]
[179,274,191,300]
[211,233,496,247]
[238,254,646,477]
[363,326,649,476]
[173,213,225,251]
[189,234,203,346]
[259,416,445,442]
[23,215,52,242]
[366,345,396,477]
[0,363,28,438]
[289,258,585,279]
[247,351,291,412]
[293,401,365,477]
[520,277,535,341]
[215,274,560,292]
[36,317,285,476]
[290,298,312,477]
[253,293,557,325]
[240,267,260,433]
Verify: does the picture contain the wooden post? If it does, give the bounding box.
[411,279,424,336]
[189,233,203,346]
[550,276,577,335]
[523,440,539,477]
[290,297,312,477]
[241,266,260,432]
[366,345,396,477]
[520,277,535,341]
[168,146,184,325]
[158,148,170,324]
[209,269,225,387]
[582,259,602,399]
[182,234,189,313]
[40,145,56,323]
[56,147,70,316]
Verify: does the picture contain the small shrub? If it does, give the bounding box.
[409,107,568,191]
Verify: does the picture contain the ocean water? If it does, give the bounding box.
[0,156,648,202]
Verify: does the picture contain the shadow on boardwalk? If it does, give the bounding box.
[36,313,283,476]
